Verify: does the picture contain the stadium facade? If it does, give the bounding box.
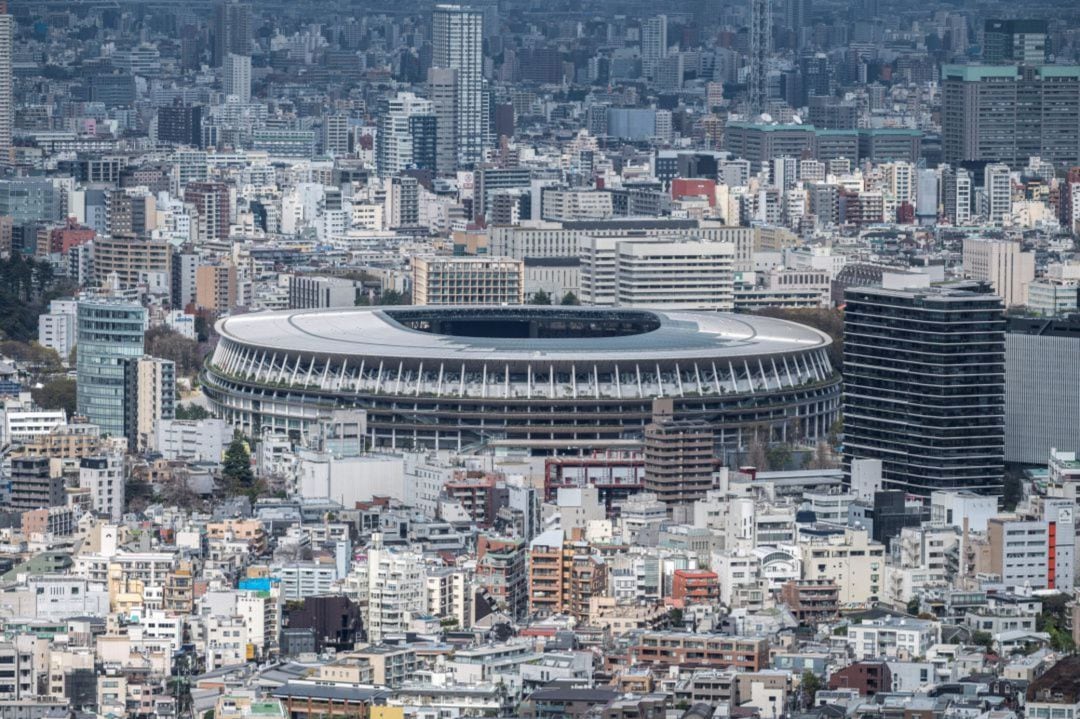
[203,306,840,453]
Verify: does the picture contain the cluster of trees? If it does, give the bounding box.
[355,288,410,306]
[144,326,205,378]
[0,256,77,342]
[528,290,580,305]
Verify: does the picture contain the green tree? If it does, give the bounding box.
[529,290,552,305]
[906,597,921,615]
[145,326,204,377]
[801,670,823,708]
[175,403,212,420]
[31,377,77,416]
[221,431,255,495]
[766,443,792,471]
[971,630,994,651]
[560,291,580,305]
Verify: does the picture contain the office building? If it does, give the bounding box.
[223,53,251,103]
[322,115,349,156]
[212,0,252,66]
[105,190,157,239]
[123,356,176,453]
[412,256,525,305]
[432,4,486,169]
[641,15,668,78]
[38,298,79,360]
[579,236,736,310]
[76,299,148,438]
[983,19,1047,65]
[1005,316,1080,464]
[288,275,359,309]
[942,167,972,225]
[962,238,1034,307]
[427,66,458,175]
[385,175,420,228]
[942,65,1080,168]
[983,163,1012,222]
[157,102,203,147]
[843,281,1005,495]
[748,0,771,113]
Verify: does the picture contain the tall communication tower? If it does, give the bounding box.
[749,0,772,115]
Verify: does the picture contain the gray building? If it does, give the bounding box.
[288,275,359,309]
[942,64,1080,168]
[1005,316,1080,465]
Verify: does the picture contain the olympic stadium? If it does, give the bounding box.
[202,306,841,453]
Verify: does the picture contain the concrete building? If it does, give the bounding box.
[799,529,886,605]
[643,415,716,506]
[987,516,1050,588]
[288,275,359,309]
[375,92,437,177]
[432,4,486,169]
[1005,316,1080,464]
[962,238,1034,307]
[579,236,735,310]
[79,454,125,522]
[412,256,524,305]
[37,298,79,360]
[195,262,238,313]
[528,528,607,621]
[123,355,176,453]
[92,236,172,290]
[223,53,251,102]
[154,418,228,461]
[942,65,1080,168]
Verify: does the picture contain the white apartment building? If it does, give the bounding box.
[848,617,936,660]
[276,562,338,600]
[356,536,425,643]
[79,454,125,522]
[37,298,78,359]
[799,529,886,605]
[153,418,228,461]
[962,238,1034,307]
[2,409,66,445]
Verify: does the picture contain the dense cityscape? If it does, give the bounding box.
[1,0,1080,717]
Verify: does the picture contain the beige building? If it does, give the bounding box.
[962,238,1034,307]
[412,256,524,305]
[93,236,172,290]
[195,262,238,313]
[124,356,175,453]
[798,528,886,605]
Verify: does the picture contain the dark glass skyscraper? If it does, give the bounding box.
[842,282,1006,495]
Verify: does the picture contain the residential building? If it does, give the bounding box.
[843,281,1005,494]
[123,355,176,453]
